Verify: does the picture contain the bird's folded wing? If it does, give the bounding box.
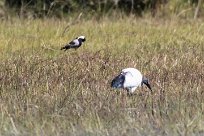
[69,39,79,46]
[123,74,139,88]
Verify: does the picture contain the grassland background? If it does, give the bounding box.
[1,0,204,19]
[0,17,204,135]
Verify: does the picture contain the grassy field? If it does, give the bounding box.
[0,17,204,136]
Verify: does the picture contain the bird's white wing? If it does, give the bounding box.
[122,68,143,88]
[123,73,137,88]
[69,39,79,47]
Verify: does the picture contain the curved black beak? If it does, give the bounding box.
[142,77,152,92]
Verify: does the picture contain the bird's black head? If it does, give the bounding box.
[141,76,152,91]
[77,36,86,42]
[81,38,86,42]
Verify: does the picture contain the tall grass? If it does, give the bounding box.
[0,17,204,135]
[3,0,204,19]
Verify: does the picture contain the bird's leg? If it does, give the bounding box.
[126,89,132,97]
[127,88,136,97]
[121,89,128,108]
[116,90,121,95]
[121,90,125,107]
[127,91,133,97]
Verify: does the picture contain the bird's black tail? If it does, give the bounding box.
[60,45,70,50]
[60,47,65,50]
[111,74,125,89]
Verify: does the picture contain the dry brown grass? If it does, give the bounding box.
[0,17,203,135]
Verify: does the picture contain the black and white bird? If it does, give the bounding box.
[61,36,86,51]
[111,68,152,94]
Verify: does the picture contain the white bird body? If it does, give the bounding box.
[111,68,152,94]
[122,68,143,92]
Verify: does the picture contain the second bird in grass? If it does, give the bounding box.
[61,36,86,51]
[111,68,152,94]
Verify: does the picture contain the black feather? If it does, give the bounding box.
[111,74,125,89]
[69,40,76,45]
[60,44,71,50]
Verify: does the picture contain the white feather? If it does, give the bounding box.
[122,68,143,93]
[72,39,80,46]
[77,36,85,40]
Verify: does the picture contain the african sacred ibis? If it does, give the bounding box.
[111,68,152,94]
[61,36,86,51]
